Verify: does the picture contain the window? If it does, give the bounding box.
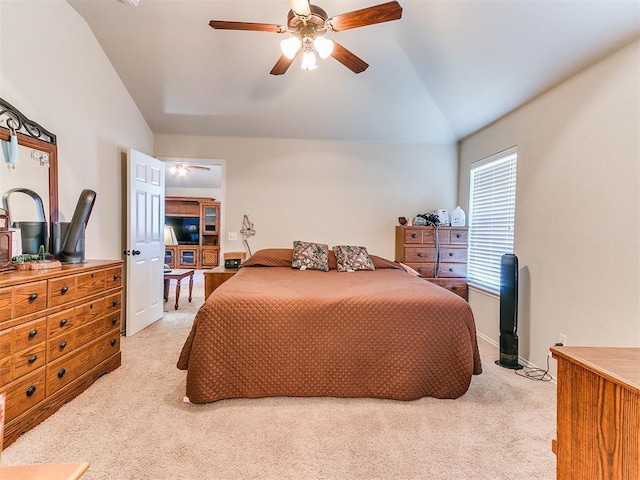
[467,147,518,294]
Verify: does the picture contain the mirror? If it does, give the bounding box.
[0,98,58,253]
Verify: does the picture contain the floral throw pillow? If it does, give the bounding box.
[332,245,375,272]
[292,241,330,272]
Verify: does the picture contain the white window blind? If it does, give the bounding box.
[467,147,518,294]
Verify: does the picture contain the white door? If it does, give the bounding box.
[125,149,165,336]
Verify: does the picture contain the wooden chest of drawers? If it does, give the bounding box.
[551,346,639,480]
[395,226,468,299]
[0,260,122,447]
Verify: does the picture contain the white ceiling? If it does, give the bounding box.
[67,0,640,144]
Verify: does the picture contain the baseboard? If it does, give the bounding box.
[477,331,556,381]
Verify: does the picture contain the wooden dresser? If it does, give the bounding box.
[551,346,640,480]
[394,226,468,299]
[0,260,122,447]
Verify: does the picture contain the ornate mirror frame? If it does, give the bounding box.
[0,98,59,247]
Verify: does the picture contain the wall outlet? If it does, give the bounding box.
[559,333,567,346]
[228,232,238,241]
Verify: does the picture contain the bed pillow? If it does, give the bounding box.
[292,241,330,272]
[332,245,375,272]
[242,248,293,267]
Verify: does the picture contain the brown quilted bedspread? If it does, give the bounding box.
[177,267,482,403]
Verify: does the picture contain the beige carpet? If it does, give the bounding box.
[2,284,557,479]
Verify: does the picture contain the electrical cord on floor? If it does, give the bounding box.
[515,353,553,382]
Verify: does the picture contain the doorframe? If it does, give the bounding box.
[157,157,227,255]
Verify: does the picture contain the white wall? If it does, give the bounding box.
[0,0,153,259]
[458,39,640,371]
[155,135,458,259]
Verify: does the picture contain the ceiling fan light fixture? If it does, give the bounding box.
[280,37,301,59]
[313,36,334,59]
[301,50,318,71]
[290,0,311,17]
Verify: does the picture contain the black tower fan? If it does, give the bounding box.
[495,253,523,370]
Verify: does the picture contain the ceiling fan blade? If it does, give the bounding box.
[188,165,211,172]
[209,20,286,33]
[270,54,297,75]
[289,0,311,16]
[331,42,369,74]
[328,1,403,32]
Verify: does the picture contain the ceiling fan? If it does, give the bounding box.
[209,0,403,75]
[168,164,211,176]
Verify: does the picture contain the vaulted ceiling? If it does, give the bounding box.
[68,0,640,144]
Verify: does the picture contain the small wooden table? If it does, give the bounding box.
[163,269,195,310]
[203,266,238,298]
[0,463,89,480]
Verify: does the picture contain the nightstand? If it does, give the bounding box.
[203,266,238,298]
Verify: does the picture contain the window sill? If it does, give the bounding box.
[468,282,500,299]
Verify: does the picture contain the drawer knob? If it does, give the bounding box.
[28,329,38,338]
[61,286,69,294]
[60,341,67,350]
[28,293,38,302]
[112,299,119,307]
[57,368,66,378]
[26,385,37,397]
[449,268,454,272]
[110,339,117,347]
[112,317,118,325]
[410,233,417,238]
[417,253,424,257]
[449,252,454,257]
[60,318,68,327]
[452,285,458,291]
[28,355,37,364]
[113,274,120,280]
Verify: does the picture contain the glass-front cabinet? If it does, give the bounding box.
[164,197,220,269]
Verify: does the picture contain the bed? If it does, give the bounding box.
[177,247,482,403]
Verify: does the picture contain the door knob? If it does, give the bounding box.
[132,250,141,256]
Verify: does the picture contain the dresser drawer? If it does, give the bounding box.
[403,229,424,244]
[105,292,122,315]
[405,263,436,278]
[13,318,46,353]
[4,368,46,423]
[404,247,437,263]
[0,286,13,323]
[0,328,11,358]
[450,229,468,244]
[77,270,106,297]
[47,308,76,338]
[13,343,46,379]
[75,299,105,325]
[48,275,78,307]
[105,266,123,290]
[13,281,47,317]
[439,247,467,263]
[46,331,120,396]
[47,331,76,362]
[104,311,121,333]
[427,278,468,299]
[437,262,467,278]
[0,354,10,385]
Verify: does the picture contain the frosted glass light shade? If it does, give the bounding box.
[301,51,317,71]
[280,37,301,59]
[313,37,334,59]
[290,0,311,16]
